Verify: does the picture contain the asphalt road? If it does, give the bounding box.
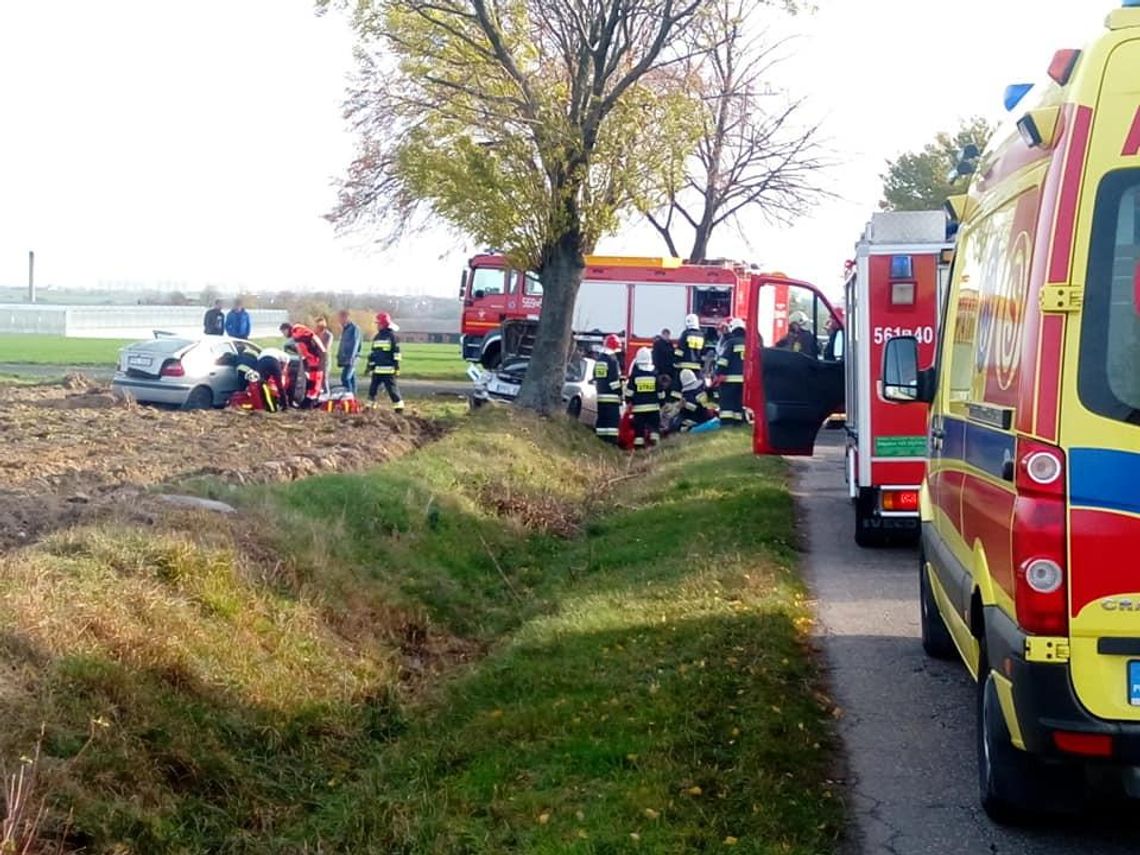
[792,432,1140,855]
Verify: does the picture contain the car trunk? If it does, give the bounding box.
[118,338,192,379]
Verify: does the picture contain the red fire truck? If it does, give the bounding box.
[842,211,954,546]
[459,253,751,368]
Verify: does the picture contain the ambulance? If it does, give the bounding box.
[843,211,954,547]
[880,2,1140,819]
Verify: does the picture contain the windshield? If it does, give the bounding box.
[1079,169,1140,426]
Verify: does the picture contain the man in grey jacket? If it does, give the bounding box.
[336,310,362,395]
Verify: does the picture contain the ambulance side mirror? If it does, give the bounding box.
[881,336,933,404]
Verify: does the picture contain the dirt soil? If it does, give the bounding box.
[0,377,442,548]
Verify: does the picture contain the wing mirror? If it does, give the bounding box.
[881,336,935,404]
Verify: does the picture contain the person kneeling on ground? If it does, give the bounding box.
[367,312,404,412]
[593,334,623,444]
[625,347,663,449]
[280,322,327,409]
[678,369,716,431]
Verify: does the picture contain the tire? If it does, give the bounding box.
[919,550,956,660]
[977,654,1038,824]
[566,397,582,420]
[854,493,883,548]
[481,348,502,371]
[184,386,214,410]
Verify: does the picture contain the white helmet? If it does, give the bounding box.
[728,317,745,332]
[684,313,699,329]
[634,347,654,370]
[789,310,809,327]
[680,368,701,392]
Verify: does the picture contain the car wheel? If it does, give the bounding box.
[184,386,214,411]
[919,549,956,660]
[566,397,582,420]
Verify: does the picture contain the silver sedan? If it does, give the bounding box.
[111,336,262,409]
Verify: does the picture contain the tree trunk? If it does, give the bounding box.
[688,224,712,262]
[515,228,585,414]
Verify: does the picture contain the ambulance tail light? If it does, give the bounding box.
[1012,439,1068,636]
[1047,49,1081,86]
[1052,731,1113,758]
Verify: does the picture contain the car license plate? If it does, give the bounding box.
[128,355,152,368]
[1130,661,1140,707]
[488,379,519,397]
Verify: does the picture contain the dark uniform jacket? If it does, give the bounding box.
[625,365,662,414]
[593,352,623,404]
[716,329,746,383]
[680,386,715,427]
[368,329,401,375]
[674,327,705,372]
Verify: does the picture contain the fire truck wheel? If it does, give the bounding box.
[184,386,215,411]
[854,494,884,548]
[919,549,956,660]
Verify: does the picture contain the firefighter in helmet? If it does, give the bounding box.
[593,334,623,444]
[776,311,819,358]
[625,346,663,448]
[367,312,404,411]
[678,368,716,431]
[674,313,705,376]
[716,316,746,426]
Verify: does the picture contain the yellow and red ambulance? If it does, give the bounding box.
[881,1,1140,819]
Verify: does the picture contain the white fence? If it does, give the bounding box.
[0,305,289,339]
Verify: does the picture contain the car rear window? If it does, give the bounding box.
[1079,169,1140,426]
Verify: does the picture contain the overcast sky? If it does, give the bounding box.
[0,0,1121,301]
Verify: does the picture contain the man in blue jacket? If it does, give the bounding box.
[224,299,252,339]
[336,309,362,395]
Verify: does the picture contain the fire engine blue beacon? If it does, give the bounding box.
[1130,660,1140,706]
[889,255,913,280]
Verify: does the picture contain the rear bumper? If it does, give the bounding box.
[111,376,194,406]
[986,607,1140,763]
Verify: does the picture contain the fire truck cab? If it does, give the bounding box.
[460,253,751,370]
[844,211,955,547]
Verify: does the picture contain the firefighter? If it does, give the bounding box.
[776,311,819,358]
[674,313,705,376]
[652,328,679,400]
[625,346,662,448]
[367,312,404,411]
[716,316,746,427]
[678,369,716,431]
[593,334,623,444]
[280,323,327,408]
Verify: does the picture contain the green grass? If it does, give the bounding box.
[0,411,841,853]
[0,335,468,381]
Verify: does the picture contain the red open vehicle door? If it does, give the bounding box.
[740,273,846,456]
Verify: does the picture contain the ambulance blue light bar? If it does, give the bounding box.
[1004,83,1033,112]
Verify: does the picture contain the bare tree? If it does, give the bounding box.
[325,0,709,413]
[645,0,830,261]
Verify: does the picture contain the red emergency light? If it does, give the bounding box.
[1047,49,1081,86]
[881,490,919,512]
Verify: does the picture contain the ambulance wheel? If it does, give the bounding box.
[919,550,956,660]
[977,656,1038,824]
[184,386,214,411]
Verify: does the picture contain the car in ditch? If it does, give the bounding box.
[111,335,265,409]
[468,320,600,427]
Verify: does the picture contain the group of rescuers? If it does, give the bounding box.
[229,310,407,413]
[591,309,819,448]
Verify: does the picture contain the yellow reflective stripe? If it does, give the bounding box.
[597,395,622,403]
[632,405,660,413]
[725,375,744,382]
[595,427,620,435]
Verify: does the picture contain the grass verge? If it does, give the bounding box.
[0,410,841,853]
